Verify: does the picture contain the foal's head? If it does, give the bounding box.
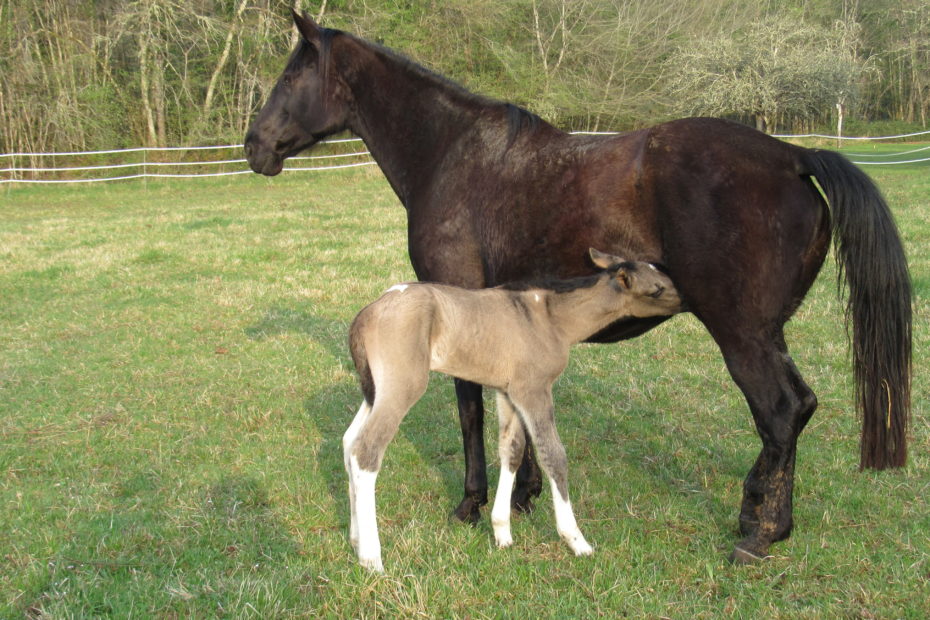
[589,248,681,317]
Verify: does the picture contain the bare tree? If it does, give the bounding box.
[1,0,926,155]
[664,16,871,133]
[203,0,249,118]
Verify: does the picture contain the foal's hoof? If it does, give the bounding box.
[728,545,772,565]
[452,497,483,524]
[568,537,594,557]
[358,554,384,573]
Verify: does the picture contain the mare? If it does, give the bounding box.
[244,12,911,563]
[345,251,682,571]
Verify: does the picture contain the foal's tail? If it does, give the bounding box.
[802,149,912,469]
[349,314,376,406]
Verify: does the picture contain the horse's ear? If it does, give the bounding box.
[589,248,625,270]
[291,8,322,45]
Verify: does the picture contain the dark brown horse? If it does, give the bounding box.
[244,12,911,562]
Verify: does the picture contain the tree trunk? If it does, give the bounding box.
[139,34,158,147]
[203,0,249,117]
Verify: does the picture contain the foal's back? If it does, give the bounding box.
[351,282,568,393]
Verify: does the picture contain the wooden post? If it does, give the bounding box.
[836,101,844,150]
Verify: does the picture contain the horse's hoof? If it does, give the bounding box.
[511,485,540,514]
[494,530,513,548]
[511,495,535,514]
[728,545,772,565]
[451,497,482,524]
[568,537,593,556]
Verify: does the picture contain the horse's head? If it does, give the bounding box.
[589,248,681,316]
[244,11,349,176]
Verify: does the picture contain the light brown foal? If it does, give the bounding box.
[344,249,681,571]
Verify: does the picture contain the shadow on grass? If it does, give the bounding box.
[245,304,472,526]
[244,305,347,348]
[244,303,753,555]
[555,358,753,546]
[301,374,473,529]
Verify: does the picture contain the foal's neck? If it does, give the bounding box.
[542,280,623,344]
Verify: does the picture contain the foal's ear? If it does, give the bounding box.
[589,248,625,270]
[614,269,632,290]
[292,8,322,45]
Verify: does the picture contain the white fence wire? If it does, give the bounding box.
[3,130,929,185]
[0,137,376,185]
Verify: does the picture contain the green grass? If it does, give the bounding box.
[1,159,928,618]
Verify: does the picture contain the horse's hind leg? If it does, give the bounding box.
[715,331,818,563]
[509,388,592,556]
[491,392,526,548]
[343,398,384,572]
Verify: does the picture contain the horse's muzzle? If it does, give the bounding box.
[243,135,284,176]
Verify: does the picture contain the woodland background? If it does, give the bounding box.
[1,0,928,154]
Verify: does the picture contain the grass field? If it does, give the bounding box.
[1,154,928,618]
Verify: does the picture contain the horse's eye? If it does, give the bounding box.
[283,75,293,88]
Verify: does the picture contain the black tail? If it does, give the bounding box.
[803,149,912,469]
[349,314,375,406]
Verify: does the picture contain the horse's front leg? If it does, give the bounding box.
[452,378,488,523]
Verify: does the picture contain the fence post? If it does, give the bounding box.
[835,101,844,150]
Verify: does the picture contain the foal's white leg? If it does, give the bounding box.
[344,401,383,571]
[492,467,516,548]
[510,388,593,557]
[491,392,524,549]
[350,454,383,572]
[343,401,371,552]
[550,479,593,556]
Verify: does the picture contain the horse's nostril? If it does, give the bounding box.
[244,141,253,157]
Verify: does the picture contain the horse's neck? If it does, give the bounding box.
[338,38,496,205]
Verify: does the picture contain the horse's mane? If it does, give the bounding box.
[328,27,546,142]
[287,27,338,101]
